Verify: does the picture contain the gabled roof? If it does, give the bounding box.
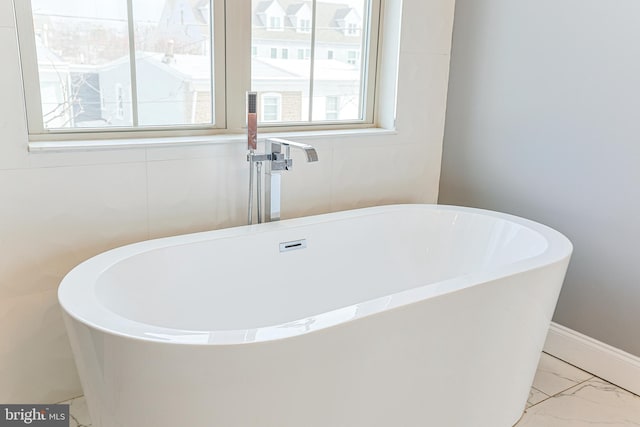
[253,0,362,43]
[102,53,357,83]
[286,3,306,15]
[252,58,359,82]
[255,0,279,14]
[333,7,353,21]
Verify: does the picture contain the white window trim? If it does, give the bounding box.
[15,0,383,143]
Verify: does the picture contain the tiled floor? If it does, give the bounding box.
[517,353,640,426]
[61,352,640,427]
[62,396,91,427]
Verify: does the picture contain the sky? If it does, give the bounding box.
[32,0,161,22]
[31,0,366,22]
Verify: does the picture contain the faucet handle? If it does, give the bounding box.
[266,138,319,163]
[270,151,293,171]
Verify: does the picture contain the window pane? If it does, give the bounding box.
[29,0,214,130]
[252,0,313,123]
[132,0,214,126]
[30,0,132,129]
[312,0,367,121]
[252,0,369,124]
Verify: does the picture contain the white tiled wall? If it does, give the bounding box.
[0,0,455,403]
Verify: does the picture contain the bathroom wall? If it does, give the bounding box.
[440,1,640,356]
[0,0,455,403]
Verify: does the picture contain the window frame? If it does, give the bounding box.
[15,0,383,142]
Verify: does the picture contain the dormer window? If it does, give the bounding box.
[269,16,283,30]
[336,7,362,36]
[259,0,286,31]
[289,3,312,33]
[298,19,311,33]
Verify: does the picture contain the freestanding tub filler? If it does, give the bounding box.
[59,204,572,427]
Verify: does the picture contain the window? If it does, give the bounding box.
[347,50,359,66]
[15,0,382,139]
[347,23,359,35]
[261,93,281,122]
[268,16,282,31]
[115,84,125,120]
[325,96,339,120]
[298,19,311,33]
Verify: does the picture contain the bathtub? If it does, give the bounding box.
[59,204,572,427]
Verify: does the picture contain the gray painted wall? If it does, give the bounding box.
[440,0,640,356]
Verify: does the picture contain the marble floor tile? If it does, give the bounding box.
[59,396,91,427]
[531,352,593,396]
[517,378,640,426]
[527,387,549,408]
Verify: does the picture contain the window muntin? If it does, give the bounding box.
[16,0,381,139]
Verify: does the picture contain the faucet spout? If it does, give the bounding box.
[266,137,319,163]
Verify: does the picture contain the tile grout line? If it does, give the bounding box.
[518,377,598,426]
[527,376,596,410]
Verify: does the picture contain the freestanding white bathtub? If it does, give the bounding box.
[59,204,572,427]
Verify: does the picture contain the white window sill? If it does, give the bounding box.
[27,127,397,153]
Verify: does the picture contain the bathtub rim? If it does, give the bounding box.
[58,204,573,346]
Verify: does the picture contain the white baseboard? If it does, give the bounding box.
[544,322,640,395]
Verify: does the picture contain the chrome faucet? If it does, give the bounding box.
[246,92,318,224]
[246,134,318,224]
[264,138,319,222]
